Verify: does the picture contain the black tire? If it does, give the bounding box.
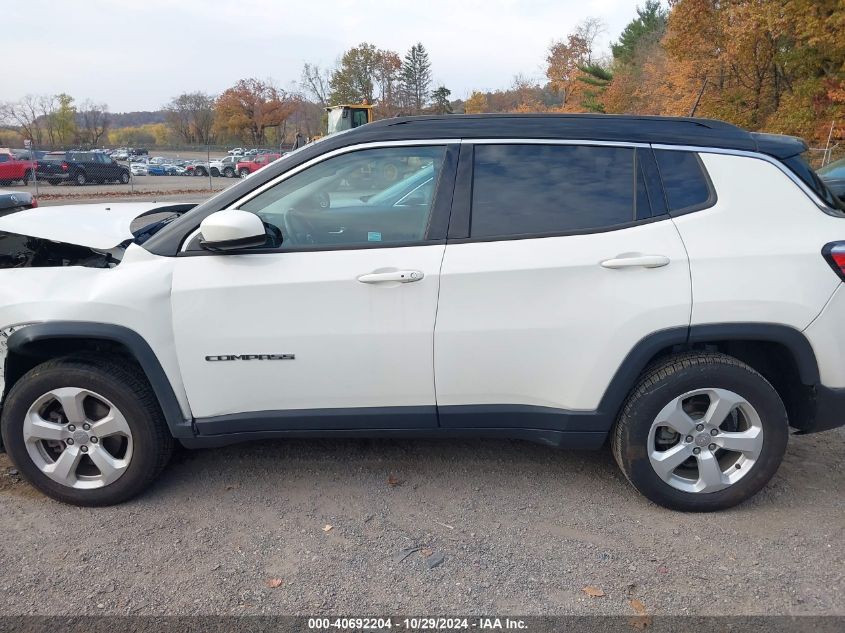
[74,172,87,186]
[194,167,207,177]
[611,352,789,512]
[120,171,130,184]
[47,179,60,186]
[0,357,174,506]
[210,168,220,177]
[223,167,235,178]
[239,168,250,178]
[21,170,33,185]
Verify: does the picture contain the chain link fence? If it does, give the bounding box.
[0,137,302,207]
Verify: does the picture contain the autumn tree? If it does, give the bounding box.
[401,43,433,114]
[430,86,453,114]
[300,63,332,106]
[165,92,216,145]
[464,91,489,114]
[78,101,110,147]
[54,94,77,145]
[215,79,301,146]
[0,95,43,145]
[329,43,382,105]
[546,18,605,110]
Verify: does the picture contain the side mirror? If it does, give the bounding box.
[199,210,267,252]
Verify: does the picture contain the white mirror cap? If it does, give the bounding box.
[199,209,265,244]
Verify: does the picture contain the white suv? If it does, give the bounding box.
[1,114,843,511]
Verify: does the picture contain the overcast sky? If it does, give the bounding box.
[3,0,642,112]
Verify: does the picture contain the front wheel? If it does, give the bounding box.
[223,167,235,178]
[611,352,788,512]
[75,172,87,186]
[120,171,130,184]
[21,170,33,185]
[0,357,174,506]
[194,167,207,177]
[210,168,220,177]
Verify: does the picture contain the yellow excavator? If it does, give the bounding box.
[325,104,375,135]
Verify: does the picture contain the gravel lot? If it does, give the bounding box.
[1,426,843,617]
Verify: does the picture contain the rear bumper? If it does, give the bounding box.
[36,172,69,180]
[803,385,845,434]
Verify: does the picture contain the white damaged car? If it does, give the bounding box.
[1,114,844,510]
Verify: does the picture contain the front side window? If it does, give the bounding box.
[469,144,650,238]
[238,145,446,248]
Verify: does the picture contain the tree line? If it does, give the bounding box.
[2,1,843,150]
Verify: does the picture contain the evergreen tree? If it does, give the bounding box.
[401,43,432,114]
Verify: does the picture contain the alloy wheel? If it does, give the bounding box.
[647,388,764,494]
[22,387,134,489]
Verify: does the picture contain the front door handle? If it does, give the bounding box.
[357,270,425,284]
[601,254,670,269]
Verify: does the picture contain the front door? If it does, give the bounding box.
[171,143,457,431]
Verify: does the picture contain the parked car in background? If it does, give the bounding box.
[130,163,149,176]
[237,153,281,177]
[210,155,242,177]
[819,158,845,202]
[0,153,36,186]
[36,151,131,185]
[228,147,244,155]
[0,188,37,215]
[111,150,129,161]
[130,148,149,156]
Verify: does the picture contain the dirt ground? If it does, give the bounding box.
[0,427,842,617]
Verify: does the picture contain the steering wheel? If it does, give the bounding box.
[281,208,316,245]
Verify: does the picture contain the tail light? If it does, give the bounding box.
[61,162,68,171]
[30,197,38,208]
[823,242,845,281]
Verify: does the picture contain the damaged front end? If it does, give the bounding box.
[0,232,118,269]
[0,202,195,270]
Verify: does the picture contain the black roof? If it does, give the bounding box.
[333,113,805,159]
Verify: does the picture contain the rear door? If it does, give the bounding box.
[434,141,692,429]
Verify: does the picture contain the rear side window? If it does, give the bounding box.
[469,144,651,238]
[654,150,713,213]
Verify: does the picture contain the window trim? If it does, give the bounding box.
[652,148,718,217]
[447,140,670,243]
[179,140,459,255]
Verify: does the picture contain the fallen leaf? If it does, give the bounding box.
[264,578,283,588]
[421,548,434,557]
[628,599,647,615]
[322,524,333,532]
[628,615,653,630]
[582,585,605,597]
[387,474,402,487]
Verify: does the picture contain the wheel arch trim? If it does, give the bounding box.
[5,322,193,439]
[596,322,821,421]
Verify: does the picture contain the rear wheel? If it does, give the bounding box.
[75,172,87,186]
[0,357,174,506]
[210,168,220,177]
[611,352,788,512]
[239,168,250,178]
[223,167,235,178]
[194,167,207,177]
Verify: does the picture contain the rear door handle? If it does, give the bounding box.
[357,270,424,284]
[601,254,670,269]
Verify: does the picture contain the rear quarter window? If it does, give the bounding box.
[653,150,714,214]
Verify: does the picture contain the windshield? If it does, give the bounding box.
[783,153,845,213]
